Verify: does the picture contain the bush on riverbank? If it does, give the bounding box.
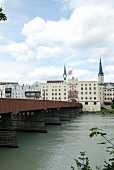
[103,101,114,109]
[111,103,114,109]
[104,102,112,105]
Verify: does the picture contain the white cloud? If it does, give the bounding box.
[0,35,4,41]
[27,66,95,83]
[27,67,63,80]
[21,3,114,61]
[0,0,18,6]
[104,74,114,82]
[105,65,114,74]
[62,0,114,10]
[73,69,95,81]
[22,17,67,46]
[1,0,114,63]
[0,42,34,61]
[0,0,6,5]
[36,46,63,59]
[0,72,24,81]
[1,0,114,83]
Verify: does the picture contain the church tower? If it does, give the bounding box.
[63,65,67,82]
[98,58,104,85]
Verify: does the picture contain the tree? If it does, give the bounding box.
[0,7,7,21]
[71,127,114,170]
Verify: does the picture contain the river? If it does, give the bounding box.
[0,114,114,170]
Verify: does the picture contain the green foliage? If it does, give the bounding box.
[0,7,7,21]
[89,127,106,138]
[104,102,112,105]
[111,103,114,109]
[71,152,92,170]
[71,127,114,170]
[89,127,114,169]
[112,98,114,103]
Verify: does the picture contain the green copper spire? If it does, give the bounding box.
[98,58,104,75]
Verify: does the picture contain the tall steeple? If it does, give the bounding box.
[63,65,67,82]
[98,58,104,85]
[99,58,104,75]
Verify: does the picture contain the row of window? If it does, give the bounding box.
[81,84,96,86]
[43,86,66,88]
[81,87,96,90]
[104,89,114,91]
[104,98,113,100]
[52,97,66,100]
[43,88,97,93]
[43,89,66,92]
[69,86,76,88]
[80,91,96,94]
[81,97,96,100]
[104,93,114,96]
[85,102,97,105]
[44,93,67,96]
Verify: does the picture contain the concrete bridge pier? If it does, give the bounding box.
[68,107,76,118]
[76,107,83,114]
[0,113,18,148]
[43,108,61,125]
[12,110,47,133]
[71,107,82,115]
[59,108,70,121]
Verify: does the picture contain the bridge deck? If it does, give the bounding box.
[0,98,82,114]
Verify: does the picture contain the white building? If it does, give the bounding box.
[5,81,41,99]
[0,84,6,98]
[78,80,103,111]
[41,80,68,100]
[103,83,114,102]
[41,77,103,111]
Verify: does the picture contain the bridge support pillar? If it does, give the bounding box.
[0,113,18,148]
[12,110,47,133]
[59,108,70,121]
[68,107,76,118]
[78,107,83,113]
[43,109,61,125]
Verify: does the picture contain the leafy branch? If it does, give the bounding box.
[71,127,114,170]
[0,7,7,21]
[71,151,92,170]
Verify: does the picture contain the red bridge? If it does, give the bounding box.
[0,98,82,148]
[0,98,82,114]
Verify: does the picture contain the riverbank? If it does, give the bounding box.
[84,110,114,115]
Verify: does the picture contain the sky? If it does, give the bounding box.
[0,0,114,84]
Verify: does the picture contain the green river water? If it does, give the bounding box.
[0,114,114,170]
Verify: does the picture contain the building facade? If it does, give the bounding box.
[103,83,114,102]
[41,80,68,101]
[41,77,103,111]
[5,81,41,99]
[0,58,113,111]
